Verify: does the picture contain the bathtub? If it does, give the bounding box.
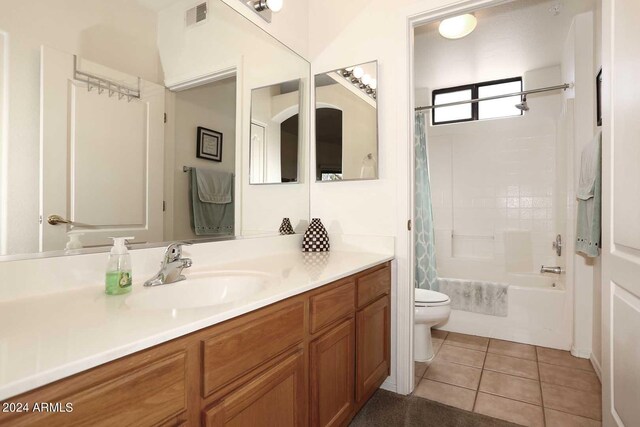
[437,272,572,350]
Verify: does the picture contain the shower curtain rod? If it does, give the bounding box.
[414,83,573,111]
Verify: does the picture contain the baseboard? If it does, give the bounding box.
[380,378,397,393]
[570,346,592,359]
[590,354,603,382]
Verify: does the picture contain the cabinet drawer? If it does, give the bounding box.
[309,279,355,334]
[203,349,306,427]
[202,301,304,397]
[357,265,391,309]
[2,352,187,427]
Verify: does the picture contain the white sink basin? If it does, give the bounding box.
[126,271,274,310]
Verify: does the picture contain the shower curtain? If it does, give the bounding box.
[414,113,438,290]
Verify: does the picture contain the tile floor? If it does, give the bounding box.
[413,330,602,427]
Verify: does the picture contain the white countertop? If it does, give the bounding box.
[0,250,393,400]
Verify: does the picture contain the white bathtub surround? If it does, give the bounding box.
[435,277,508,317]
[0,234,394,400]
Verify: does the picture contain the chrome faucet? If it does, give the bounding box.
[540,265,563,275]
[144,242,193,287]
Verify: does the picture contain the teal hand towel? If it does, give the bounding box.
[576,132,601,257]
[190,169,234,236]
[196,168,233,204]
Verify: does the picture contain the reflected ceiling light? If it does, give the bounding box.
[335,66,377,100]
[438,14,477,39]
[253,0,283,13]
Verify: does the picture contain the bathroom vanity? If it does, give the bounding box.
[0,257,391,427]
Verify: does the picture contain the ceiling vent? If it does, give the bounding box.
[186,2,208,27]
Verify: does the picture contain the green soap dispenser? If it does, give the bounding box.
[105,237,134,295]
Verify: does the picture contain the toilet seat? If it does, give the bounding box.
[415,288,450,307]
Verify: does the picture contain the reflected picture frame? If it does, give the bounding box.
[196,126,223,162]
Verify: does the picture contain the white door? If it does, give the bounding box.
[39,46,165,251]
[602,0,640,425]
[250,121,267,183]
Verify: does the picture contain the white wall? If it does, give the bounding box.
[0,0,161,255]
[158,0,310,236]
[220,0,309,59]
[427,67,563,282]
[166,78,237,241]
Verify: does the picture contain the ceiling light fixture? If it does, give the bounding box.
[253,0,283,13]
[240,0,283,22]
[438,14,477,39]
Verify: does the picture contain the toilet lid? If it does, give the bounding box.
[415,288,450,304]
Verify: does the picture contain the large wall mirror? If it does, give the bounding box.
[0,0,310,260]
[315,61,378,182]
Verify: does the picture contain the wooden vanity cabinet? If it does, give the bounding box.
[308,263,391,427]
[0,262,391,427]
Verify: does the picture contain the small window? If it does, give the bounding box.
[432,77,522,125]
[433,87,473,124]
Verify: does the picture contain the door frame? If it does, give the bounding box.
[165,62,243,237]
[0,31,7,255]
[398,0,524,394]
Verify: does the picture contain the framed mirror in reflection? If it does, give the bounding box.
[315,61,378,182]
[0,0,310,260]
[250,79,302,184]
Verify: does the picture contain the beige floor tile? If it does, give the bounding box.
[432,329,449,340]
[414,375,422,389]
[542,382,602,421]
[484,353,539,380]
[432,338,444,356]
[488,339,537,361]
[413,379,476,411]
[436,344,486,368]
[536,347,594,371]
[479,370,542,405]
[474,392,544,427]
[425,360,482,390]
[415,361,428,378]
[539,362,601,392]
[545,408,602,427]
[445,332,490,352]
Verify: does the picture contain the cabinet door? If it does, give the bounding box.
[356,296,390,403]
[203,349,305,427]
[309,318,355,427]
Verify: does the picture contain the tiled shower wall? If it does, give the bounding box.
[427,67,564,281]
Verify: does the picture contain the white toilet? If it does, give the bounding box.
[414,288,451,362]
